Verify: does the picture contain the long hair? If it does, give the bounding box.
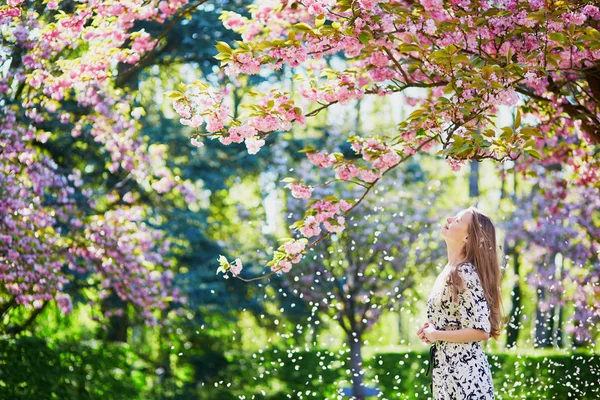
[446,207,506,340]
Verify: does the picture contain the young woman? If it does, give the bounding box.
[416,206,505,399]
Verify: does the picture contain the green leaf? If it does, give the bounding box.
[315,14,325,29]
[500,126,513,140]
[358,32,370,45]
[514,108,521,129]
[164,91,184,100]
[215,41,233,54]
[191,81,210,90]
[235,40,251,51]
[399,43,420,52]
[429,49,448,60]
[294,22,314,32]
[454,54,470,64]
[297,146,316,153]
[549,32,567,43]
[520,126,542,137]
[525,148,542,160]
[214,53,231,61]
[470,55,486,68]
[482,129,496,138]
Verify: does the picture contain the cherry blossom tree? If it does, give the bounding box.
[501,168,599,347]
[283,176,446,396]
[0,0,204,331]
[170,0,599,284]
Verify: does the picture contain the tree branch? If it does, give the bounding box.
[3,302,48,335]
[116,0,208,85]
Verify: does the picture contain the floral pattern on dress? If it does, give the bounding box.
[426,262,495,399]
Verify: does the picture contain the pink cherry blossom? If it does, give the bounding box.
[245,136,265,154]
[300,216,322,238]
[288,182,313,199]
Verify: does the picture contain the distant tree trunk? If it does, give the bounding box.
[102,294,128,342]
[398,311,403,343]
[504,166,523,349]
[348,331,365,400]
[534,284,555,348]
[555,254,567,348]
[506,248,522,348]
[555,295,565,348]
[154,309,173,396]
[355,98,362,135]
[469,159,480,200]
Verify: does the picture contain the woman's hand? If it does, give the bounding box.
[423,324,438,343]
[416,322,433,344]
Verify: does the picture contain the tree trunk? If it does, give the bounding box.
[506,248,522,349]
[555,299,564,348]
[534,285,554,348]
[469,159,480,199]
[554,255,565,348]
[102,294,128,342]
[398,311,403,344]
[348,332,365,400]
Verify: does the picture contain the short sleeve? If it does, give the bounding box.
[457,263,491,334]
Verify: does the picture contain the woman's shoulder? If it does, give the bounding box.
[457,261,476,274]
[456,262,481,286]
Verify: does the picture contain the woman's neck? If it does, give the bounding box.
[446,243,465,266]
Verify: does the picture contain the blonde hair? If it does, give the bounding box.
[447,207,506,340]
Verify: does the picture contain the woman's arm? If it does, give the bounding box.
[432,328,489,343]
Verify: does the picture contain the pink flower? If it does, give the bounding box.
[421,0,443,12]
[373,149,401,171]
[190,137,204,147]
[358,0,376,10]
[245,136,265,154]
[307,151,336,168]
[562,12,586,26]
[323,216,346,234]
[284,240,306,255]
[219,135,233,145]
[56,293,73,315]
[358,168,381,183]
[424,19,437,35]
[289,182,313,199]
[230,124,257,142]
[495,89,519,106]
[336,163,359,180]
[583,5,600,19]
[446,158,465,172]
[339,200,353,212]
[271,260,292,274]
[300,215,322,238]
[181,115,203,128]
[206,114,225,132]
[123,192,136,203]
[230,258,243,275]
[222,11,247,30]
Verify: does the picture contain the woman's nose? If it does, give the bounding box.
[446,217,452,223]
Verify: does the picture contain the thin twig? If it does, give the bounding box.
[117,0,208,82]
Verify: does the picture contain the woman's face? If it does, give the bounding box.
[441,208,473,244]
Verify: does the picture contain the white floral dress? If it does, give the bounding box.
[425,262,495,399]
